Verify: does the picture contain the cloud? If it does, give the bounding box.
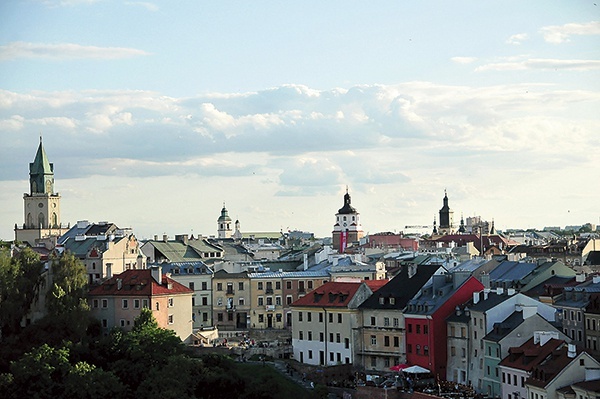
[506,33,528,45]
[0,42,150,61]
[451,57,477,64]
[476,58,600,71]
[540,21,600,44]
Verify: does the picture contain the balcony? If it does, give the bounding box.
[265,305,275,311]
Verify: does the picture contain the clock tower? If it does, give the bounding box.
[332,187,364,252]
[15,138,68,246]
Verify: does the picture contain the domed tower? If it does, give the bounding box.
[438,190,454,235]
[15,137,69,245]
[332,187,364,252]
[217,203,232,239]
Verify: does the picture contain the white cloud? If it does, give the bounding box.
[540,21,600,44]
[506,33,528,45]
[476,58,600,71]
[451,57,477,64]
[0,42,150,61]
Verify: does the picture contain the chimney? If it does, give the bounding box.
[154,234,158,241]
[576,273,586,282]
[534,331,559,346]
[473,291,480,305]
[163,234,168,242]
[593,276,600,284]
[117,278,122,290]
[568,344,577,358]
[151,266,162,285]
[483,288,490,300]
[106,263,112,278]
[507,288,516,296]
[303,253,308,271]
[496,287,504,295]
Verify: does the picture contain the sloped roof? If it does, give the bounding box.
[499,337,564,371]
[483,311,526,342]
[89,269,193,297]
[526,345,590,388]
[63,235,126,257]
[291,281,366,308]
[148,239,222,262]
[489,260,537,283]
[359,264,440,310]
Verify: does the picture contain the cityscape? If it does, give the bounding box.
[1,2,598,399]
[1,139,599,399]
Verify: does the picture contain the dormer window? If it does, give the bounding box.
[379,297,385,305]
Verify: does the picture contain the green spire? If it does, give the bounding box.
[29,137,54,194]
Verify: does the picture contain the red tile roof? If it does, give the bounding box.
[499,337,565,372]
[291,281,366,308]
[365,279,389,292]
[89,269,193,297]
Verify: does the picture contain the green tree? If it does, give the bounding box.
[47,250,88,316]
[64,361,126,399]
[0,248,45,338]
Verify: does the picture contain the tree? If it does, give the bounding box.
[46,251,88,316]
[0,248,45,338]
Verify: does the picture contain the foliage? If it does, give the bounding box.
[47,250,89,316]
[0,247,45,338]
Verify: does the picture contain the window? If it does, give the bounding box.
[462,348,466,357]
[217,313,223,322]
[202,281,207,290]
[345,338,350,349]
[239,282,244,291]
[319,313,324,322]
[393,318,399,327]
[329,333,333,342]
[168,297,174,307]
[156,302,160,310]
[337,353,341,363]
[275,296,281,306]
[238,298,244,306]
[330,352,335,362]
[461,327,466,337]
[384,336,390,347]
[329,313,333,323]
[308,331,312,340]
[258,297,264,306]
[120,319,125,327]
[371,316,376,326]
[424,346,429,356]
[258,282,263,290]
[298,312,303,322]
[93,299,99,308]
[521,376,525,387]
[307,281,313,289]
[416,345,421,355]
[407,344,412,353]
[416,325,421,334]
[286,281,292,289]
[308,350,313,359]
[102,319,107,328]
[451,346,456,356]
[276,281,281,290]
[394,336,399,347]
[217,283,222,291]
[336,333,341,343]
[371,335,376,345]
[286,296,293,305]
[320,332,324,342]
[101,299,108,309]
[189,282,195,290]
[299,331,303,340]
[168,315,173,324]
[122,299,128,309]
[266,297,273,306]
[338,313,342,323]
[307,312,312,322]
[203,313,208,322]
[142,299,149,308]
[408,323,412,333]
[384,317,390,326]
[390,298,395,305]
[134,299,140,309]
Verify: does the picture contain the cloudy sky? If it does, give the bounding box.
[1,1,599,241]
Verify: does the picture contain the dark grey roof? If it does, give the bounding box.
[483,311,525,342]
[359,264,440,310]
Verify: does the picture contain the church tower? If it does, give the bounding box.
[438,190,454,235]
[217,203,232,239]
[332,187,364,252]
[15,138,69,246]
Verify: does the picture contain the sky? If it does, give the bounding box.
[1,1,599,241]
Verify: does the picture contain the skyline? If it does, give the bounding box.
[1,1,599,240]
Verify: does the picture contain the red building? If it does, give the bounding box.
[404,274,484,379]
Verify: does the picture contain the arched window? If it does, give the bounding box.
[52,213,58,227]
[38,213,45,228]
[156,302,160,311]
[27,213,33,228]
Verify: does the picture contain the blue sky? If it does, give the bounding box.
[1,1,599,240]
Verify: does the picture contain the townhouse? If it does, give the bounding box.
[88,268,193,342]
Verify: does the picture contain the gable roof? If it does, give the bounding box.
[359,264,440,310]
[526,346,593,388]
[499,337,564,372]
[291,281,366,308]
[88,269,193,297]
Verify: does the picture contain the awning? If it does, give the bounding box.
[402,365,430,374]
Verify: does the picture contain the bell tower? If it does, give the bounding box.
[332,187,364,252]
[15,137,68,245]
[217,203,233,239]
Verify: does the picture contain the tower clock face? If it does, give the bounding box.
[343,222,347,227]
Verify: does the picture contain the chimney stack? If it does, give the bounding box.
[151,266,162,285]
